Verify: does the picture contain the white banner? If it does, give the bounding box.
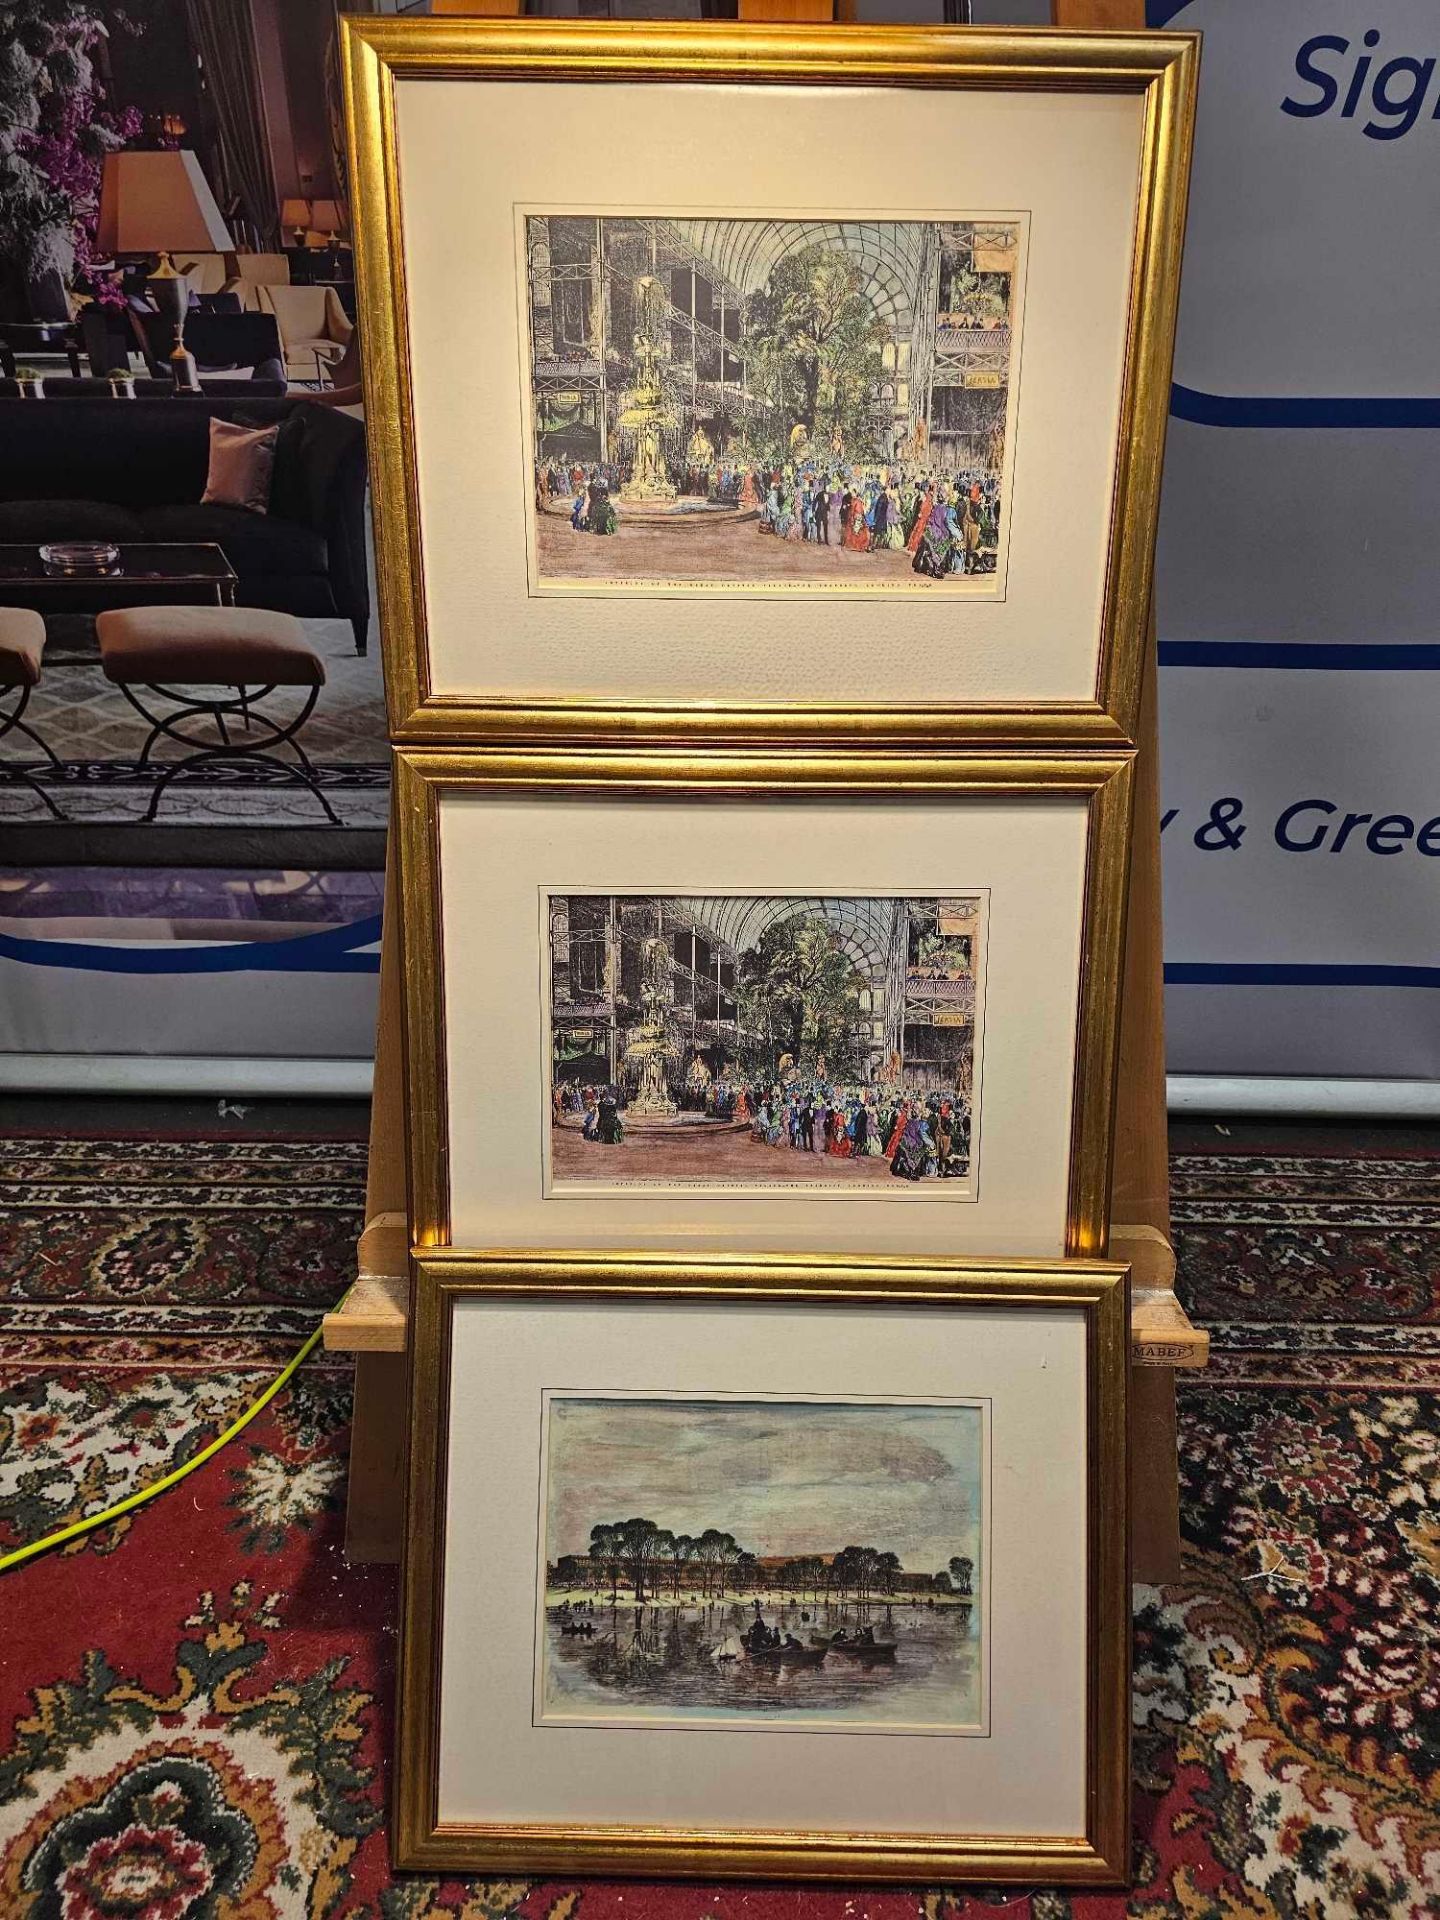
[1152,0,1440,1082]
[0,954,379,1063]
[1163,0,1440,400]
[1159,662,1440,1077]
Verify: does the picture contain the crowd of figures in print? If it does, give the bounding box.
[547,892,985,1196]
[525,214,1022,592]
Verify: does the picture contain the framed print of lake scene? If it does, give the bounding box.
[523,212,1024,601]
[545,890,987,1201]
[398,1256,1132,1880]
[536,1391,987,1737]
[345,18,1199,744]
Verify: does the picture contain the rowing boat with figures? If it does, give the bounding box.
[828,1635,898,1664]
[746,1639,829,1667]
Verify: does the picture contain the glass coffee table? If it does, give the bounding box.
[0,543,238,612]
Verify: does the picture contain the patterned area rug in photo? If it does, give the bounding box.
[1,1125,1438,1919]
[9,615,391,829]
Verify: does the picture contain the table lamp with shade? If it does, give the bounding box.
[280,197,312,245]
[95,150,234,392]
[307,199,344,242]
[306,199,347,282]
[308,198,345,244]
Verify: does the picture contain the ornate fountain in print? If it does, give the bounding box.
[617,282,678,510]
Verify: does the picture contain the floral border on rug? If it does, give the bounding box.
[5,1134,1440,1920]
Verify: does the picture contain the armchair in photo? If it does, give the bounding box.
[0,398,371,652]
[228,253,292,313]
[258,284,353,385]
[174,251,235,297]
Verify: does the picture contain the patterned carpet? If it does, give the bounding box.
[1,1123,1438,1918]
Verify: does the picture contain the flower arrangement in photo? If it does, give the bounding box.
[0,1,143,312]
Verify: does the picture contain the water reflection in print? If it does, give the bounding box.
[542,1596,979,1731]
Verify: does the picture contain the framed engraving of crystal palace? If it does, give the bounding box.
[392,748,1133,1260]
[395,1253,1131,1882]
[342,19,1197,747]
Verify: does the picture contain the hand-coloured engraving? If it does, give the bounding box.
[545,893,986,1197]
[523,214,1023,594]
[536,1394,986,1734]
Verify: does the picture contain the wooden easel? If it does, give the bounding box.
[325,0,1205,1581]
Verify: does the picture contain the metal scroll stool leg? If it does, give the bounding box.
[116,681,342,825]
[0,610,65,820]
[96,605,337,825]
[0,682,66,820]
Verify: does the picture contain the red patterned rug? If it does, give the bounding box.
[2,1124,1438,1919]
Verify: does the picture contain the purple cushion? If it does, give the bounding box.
[201,418,278,515]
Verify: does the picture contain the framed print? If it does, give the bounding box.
[393,748,1133,1259]
[342,19,1198,748]
[396,1250,1131,1882]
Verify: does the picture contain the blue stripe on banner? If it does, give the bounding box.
[1158,641,1440,671]
[0,914,383,976]
[1171,384,1440,431]
[1166,963,1440,990]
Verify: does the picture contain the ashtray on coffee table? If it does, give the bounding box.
[39,542,121,577]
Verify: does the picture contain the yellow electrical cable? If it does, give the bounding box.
[0,1290,348,1576]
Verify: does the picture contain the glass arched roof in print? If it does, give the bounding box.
[664,220,931,339]
[673,897,908,981]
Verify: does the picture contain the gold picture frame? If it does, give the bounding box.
[341,17,1197,749]
[397,1248,1131,1882]
[393,746,1133,1259]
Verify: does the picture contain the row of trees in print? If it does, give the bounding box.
[550,1517,974,1607]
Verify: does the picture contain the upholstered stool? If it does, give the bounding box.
[96,605,337,824]
[0,607,64,819]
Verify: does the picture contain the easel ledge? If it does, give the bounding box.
[334,0,1203,1580]
[325,1224,1204,1368]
